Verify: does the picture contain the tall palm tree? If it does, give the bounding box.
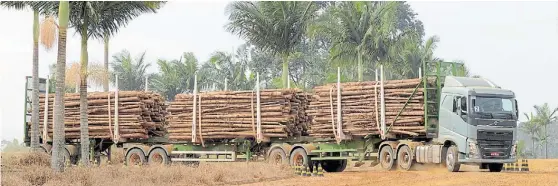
[98,2,165,92]
[533,103,558,158]
[35,1,164,165]
[522,112,541,158]
[110,50,152,91]
[151,52,199,101]
[52,0,69,172]
[0,2,57,152]
[309,2,402,82]
[226,1,318,88]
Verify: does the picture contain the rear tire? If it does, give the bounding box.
[125,148,146,166]
[289,148,310,168]
[397,145,413,171]
[322,160,347,172]
[379,145,395,171]
[148,148,170,165]
[446,145,461,172]
[268,148,288,165]
[488,163,503,172]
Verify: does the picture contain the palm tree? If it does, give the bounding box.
[97,2,165,92]
[0,1,57,152]
[32,1,164,166]
[52,0,69,172]
[308,2,404,82]
[199,46,255,91]
[532,103,558,158]
[226,1,318,88]
[151,52,199,101]
[110,50,152,91]
[522,112,541,158]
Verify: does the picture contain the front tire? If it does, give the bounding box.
[379,145,395,171]
[446,145,461,172]
[488,163,503,172]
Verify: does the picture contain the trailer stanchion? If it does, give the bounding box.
[256,73,262,143]
[192,74,198,143]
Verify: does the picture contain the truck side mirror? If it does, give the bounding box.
[515,99,518,117]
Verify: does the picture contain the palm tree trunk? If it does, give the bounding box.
[31,10,40,152]
[532,137,536,158]
[80,18,90,166]
[103,35,109,92]
[53,1,69,172]
[281,54,289,88]
[544,123,548,159]
[357,52,363,82]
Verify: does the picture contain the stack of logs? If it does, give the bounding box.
[307,78,429,138]
[30,91,167,140]
[166,89,310,142]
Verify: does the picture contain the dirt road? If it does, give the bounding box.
[242,160,558,186]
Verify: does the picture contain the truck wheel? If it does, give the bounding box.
[488,163,503,172]
[148,148,170,165]
[126,148,146,166]
[446,145,461,172]
[397,145,413,171]
[268,148,288,165]
[289,148,310,167]
[322,160,347,172]
[62,149,72,167]
[379,145,395,171]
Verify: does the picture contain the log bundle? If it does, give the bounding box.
[307,78,429,138]
[28,91,167,140]
[166,89,310,142]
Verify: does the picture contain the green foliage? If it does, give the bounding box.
[1,139,29,152]
[225,1,319,87]
[110,50,151,91]
[199,46,254,91]
[150,52,199,101]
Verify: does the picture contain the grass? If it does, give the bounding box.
[1,152,294,186]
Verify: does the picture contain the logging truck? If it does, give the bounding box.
[23,61,518,172]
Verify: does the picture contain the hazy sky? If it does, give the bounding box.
[1,1,557,142]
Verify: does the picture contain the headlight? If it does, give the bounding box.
[468,141,479,158]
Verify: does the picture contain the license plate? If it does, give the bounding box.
[491,152,499,156]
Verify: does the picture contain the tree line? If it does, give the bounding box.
[1,1,484,172]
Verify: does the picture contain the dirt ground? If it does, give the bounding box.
[242,159,558,186]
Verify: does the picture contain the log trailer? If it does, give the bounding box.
[23,61,518,172]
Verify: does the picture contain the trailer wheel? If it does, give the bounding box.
[488,163,503,172]
[62,149,72,167]
[148,148,170,165]
[268,148,288,165]
[289,148,310,167]
[446,145,461,172]
[397,145,413,171]
[379,145,395,171]
[322,160,347,172]
[126,148,146,166]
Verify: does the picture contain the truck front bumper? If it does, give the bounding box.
[459,158,516,163]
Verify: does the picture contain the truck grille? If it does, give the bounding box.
[477,130,513,141]
[477,130,513,159]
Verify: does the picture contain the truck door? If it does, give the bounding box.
[437,94,468,152]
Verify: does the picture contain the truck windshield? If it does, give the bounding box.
[473,97,514,113]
